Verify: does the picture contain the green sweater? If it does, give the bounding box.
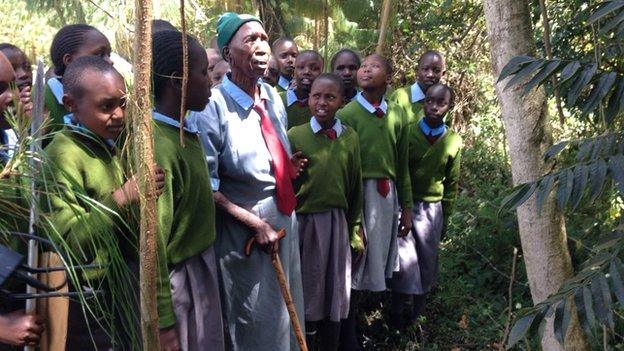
[288,123,363,242]
[408,121,462,224]
[337,99,413,210]
[389,86,425,124]
[279,90,311,129]
[153,120,216,328]
[44,84,69,134]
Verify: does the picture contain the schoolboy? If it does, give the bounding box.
[390,50,446,123]
[272,37,299,92]
[288,73,363,351]
[280,50,324,129]
[337,53,413,350]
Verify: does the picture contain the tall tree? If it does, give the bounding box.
[482,1,589,350]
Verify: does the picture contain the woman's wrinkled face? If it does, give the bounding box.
[224,22,270,80]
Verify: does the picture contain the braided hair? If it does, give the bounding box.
[152,30,202,100]
[330,48,360,71]
[50,24,101,76]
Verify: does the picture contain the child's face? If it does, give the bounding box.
[64,30,113,70]
[2,48,32,90]
[309,78,343,127]
[294,53,323,93]
[187,44,212,111]
[357,55,390,91]
[332,52,359,91]
[0,53,15,120]
[206,48,221,74]
[262,56,279,86]
[423,85,451,123]
[211,60,229,86]
[64,71,126,140]
[274,41,298,78]
[417,54,445,90]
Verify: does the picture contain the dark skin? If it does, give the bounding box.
[293,52,323,100]
[416,52,446,92]
[0,52,15,129]
[262,56,280,86]
[332,51,360,100]
[1,47,32,90]
[357,54,412,237]
[220,22,307,252]
[62,30,113,72]
[274,40,298,79]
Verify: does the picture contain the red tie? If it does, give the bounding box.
[372,102,385,118]
[377,179,390,197]
[320,128,337,140]
[254,100,297,215]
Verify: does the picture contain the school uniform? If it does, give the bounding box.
[45,128,139,350]
[288,117,363,323]
[337,92,413,292]
[277,75,292,92]
[152,112,224,351]
[279,89,311,129]
[191,75,305,351]
[388,119,462,295]
[389,82,426,124]
[44,77,70,134]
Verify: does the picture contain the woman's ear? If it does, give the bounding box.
[62,93,77,113]
[169,70,182,90]
[62,53,73,71]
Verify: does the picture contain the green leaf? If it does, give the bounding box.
[506,312,538,348]
[597,8,624,36]
[536,174,555,212]
[504,60,545,91]
[567,64,597,106]
[523,60,563,94]
[559,61,582,85]
[590,136,605,160]
[606,78,624,124]
[575,286,594,335]
[609,154,624,196]
[589,159,608,201]
[592,274,615,329]
[609,259,624,305]
[588,1,624,25]
[498,56,536,82]
[557,169,574,209]
[553,299,568,346]
[571,165,589,210]
[578,139,593,162]
[544,140,569,161]
[581,72,618,116]
[500,182,536,212]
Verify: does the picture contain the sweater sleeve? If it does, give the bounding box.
[442,143,462,225]
[396,115,413,210]
[347,134,364,250]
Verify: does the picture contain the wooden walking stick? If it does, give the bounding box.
[245,229,308,351]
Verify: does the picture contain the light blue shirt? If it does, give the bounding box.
[47,77,64,104]
[0,129,17,163]
[410,82,425,104]
[152,111,198,133]
[355,91,388,114]
[310,117,344,137]
[418,118,447,137]
[63,116,116,148]
[278,75,291,91]
[286,89,304,107]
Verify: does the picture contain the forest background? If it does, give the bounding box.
[1,0,622,349]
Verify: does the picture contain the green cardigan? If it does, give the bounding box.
[44,84,69,134]
[288,122,363,246]
[408,121,462,224]
[337,99,413,210]
[153,120,216,328]
[389,86,425,124]
[279,90,311,129]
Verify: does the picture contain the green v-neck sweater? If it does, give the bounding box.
[44,84,70,134]
[279,90,311,129]
[153,120,217,328]
[389,86,425,124]
[337,99,413,210]
[408,121,462,224]
[288,122,363,233]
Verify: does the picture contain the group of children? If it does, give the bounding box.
[0,12,462,351]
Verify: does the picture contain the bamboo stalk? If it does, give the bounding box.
[376,0,392,54]
[132,0,160,349]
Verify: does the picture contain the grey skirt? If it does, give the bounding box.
[351,179,400,292]
[298,209,351,322]
[169,246,225,351]
[388,201,443,295]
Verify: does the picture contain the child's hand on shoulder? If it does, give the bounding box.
[290,151,308,178]
[113,165,166,207]
[0,310,44,346]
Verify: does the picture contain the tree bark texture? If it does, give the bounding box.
[376,0,392,54]
[482,1,589,350]
[132,0,160,349]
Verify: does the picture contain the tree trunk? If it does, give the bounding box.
[376,0,392,54]
[132,0,160,349]
[482,1,589,350]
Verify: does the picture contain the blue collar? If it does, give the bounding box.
[152,111,198,133]
[410,82,425,103]
[355,91,388,114]
[310,117,343,137]
[64,116,116,148]
[418,118,447,137]
[222,74,272,110]
[0,129,16,162]
[48,77,64,104]
[278,75,291,91]
[286,89,307,107]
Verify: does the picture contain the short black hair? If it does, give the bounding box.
[330,49,360,70]
[418,50,445,66]
[152,19,177,33]
[152,30,203,100]
[50,24,102,76]
[297,50,324,65]
[426,83,455,108]
[64,56,122,99]
[0,43,21,54]
[313,73,345,97]
[365,53,392,76]
[272,37,296,52]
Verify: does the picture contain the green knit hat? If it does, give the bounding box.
[217,12,262,57]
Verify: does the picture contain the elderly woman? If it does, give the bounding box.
[191,13,305,351]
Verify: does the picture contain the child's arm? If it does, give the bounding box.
[396,117,414,236]
[347,135,365,251]
[442,143,462,228]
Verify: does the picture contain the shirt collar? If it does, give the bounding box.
[355,91,388,114]
[152,111,198,133]
[48,77,64,104]
[310,117,343,137]
[64,115,116,148]
[410,82,426,103]
[286,89,307,107]
[222,74,272,110]
[278,75,291,91]
[418,118,447,137]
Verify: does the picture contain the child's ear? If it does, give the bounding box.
[385,73,392,86]
[62,54,73,70]
[170,70,182,90]
[62,93,77,113]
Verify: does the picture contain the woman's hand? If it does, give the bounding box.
[0,310,44,346]
[290,151,308,178]
[112,166,165,207]
[398,208,412,237]
[159,326,181,351]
